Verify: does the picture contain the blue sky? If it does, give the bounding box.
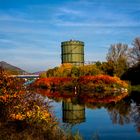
[0,0,140,72]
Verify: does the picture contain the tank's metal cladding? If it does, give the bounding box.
[61,40,84,66]
[62,102,85,124]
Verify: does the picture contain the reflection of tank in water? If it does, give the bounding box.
[61,40,84,66]
[62,102,85,124]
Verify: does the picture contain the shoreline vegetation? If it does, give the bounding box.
[0,68,83,140]
[33,75,128,94]
[32,74,129,105]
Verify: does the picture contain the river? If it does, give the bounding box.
[39,90,140,140]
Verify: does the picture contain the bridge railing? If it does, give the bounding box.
[11,75,39,78]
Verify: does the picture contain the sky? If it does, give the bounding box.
[0,0,140,72]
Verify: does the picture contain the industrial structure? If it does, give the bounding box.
[61,40,84,66]
[62,102,85,124]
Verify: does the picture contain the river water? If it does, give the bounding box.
[41,90,140,140]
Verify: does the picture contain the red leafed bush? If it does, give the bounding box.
[78,75,128,89]
[33,77,75,89]
[33,75,128,92]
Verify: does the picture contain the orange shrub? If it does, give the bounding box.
[0,68,25,103]
[33,77,75,88]
[78,75,128,89]
[33,75,128,91]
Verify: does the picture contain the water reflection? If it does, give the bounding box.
[36,89,140,135]
[106,92,140,133]
[128,91,140,133]
[62,102,85,124]
[107,100,131,125]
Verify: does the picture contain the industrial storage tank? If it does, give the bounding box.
[62,102,85,124]
[61,40,84,66]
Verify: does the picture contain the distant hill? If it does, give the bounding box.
[32,71,45,75]
[0,61,28,75]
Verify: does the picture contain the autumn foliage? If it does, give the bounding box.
[0,68,83,140]
[33,75,128,93]
[44,63,102,78]
[0,67,54,122]
[0,68,84,139]
[0,67,24,103]
[33,77,76,89]
[78,75,128,91]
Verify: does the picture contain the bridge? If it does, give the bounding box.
[11,75,39,78]
[11,75,39,86]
